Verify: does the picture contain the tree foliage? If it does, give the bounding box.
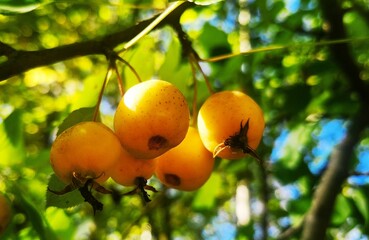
[1,0,369,239]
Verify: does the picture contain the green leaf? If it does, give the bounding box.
[351,188,369,226]
[71,72,105,111]
[123,36,156,89]
[273,124,315,183]
[158,35,182,82]
[45,208,74,239]
[46,174,84,209]
[0,110,25,166]
[282,84,311,116]
[56,107,96,136]
[12,183,50,240]
[212,56,243,88]
[344,12,369,38]
[197,23,231,58]
[287,197,311,225]
[332,194,352,225]
[192,172,222,211]
[282,125,314,165]
[3,109,22,145]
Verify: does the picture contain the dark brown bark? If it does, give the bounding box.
[301,0,369,239]
[0,2,194,81]
[302,108,369,240]
[317,0,369,103]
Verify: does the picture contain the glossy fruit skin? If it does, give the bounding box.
[0,193,11,236]
[155,127,214,191]
[114,80,190,159]
[108,147,156,186]
[197,90,264,159]
[50,121,122,184]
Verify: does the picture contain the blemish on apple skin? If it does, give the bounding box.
[165,173,181,186]
[148,135,168,150]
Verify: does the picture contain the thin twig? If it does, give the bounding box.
[170,20,215,95]
[191,55,214,94]
[201,37,369,63]
[113,61,125,96]
[350,171,369,176]
[189,58,198,127]
[119,1,186,53]
[277,221,304,240]
[115,55,142,83]
[93,63,113,121]
[0,2,195,81]
[121,190,166,237]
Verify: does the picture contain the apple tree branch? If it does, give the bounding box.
[0,1,194,82]
[301,0,369,239]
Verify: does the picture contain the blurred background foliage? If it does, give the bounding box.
[1,0,369,239]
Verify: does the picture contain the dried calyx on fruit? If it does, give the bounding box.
[48,172,112,214]
[198,90,265,160]
[121,177,158,204]
[49,121,122,213]
[213,119,261,163]
[50,121,121,184]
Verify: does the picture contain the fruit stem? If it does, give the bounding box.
[116,55,142,83]
[192,56,214,95]
[93,62,113,121]
[174,21,214,96]
[113,61,125,96]
[202,37,369,62]
[118,1,186,53]
[189,56,198,127]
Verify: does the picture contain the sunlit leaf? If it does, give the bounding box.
[0,110,25,166]
[192,172,222,211]
[123,36,156,89]
[46,174,84,209]
[56,107,96,136]
[70,72,105,111]
[197,23,231,58]
[344,12,369,38]
[158,36,192,99]
[12,183,54,240]
[158,36,181,82]
[331,194,352,225]
[45,208,74,239]
[273,124,315,183]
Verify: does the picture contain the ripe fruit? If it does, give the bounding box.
[114,80,190,159]
[109,147,156,187]
[50,121,122,184]
[197,90,264,159]
[155,127,214,191]
[0,193,11,236]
